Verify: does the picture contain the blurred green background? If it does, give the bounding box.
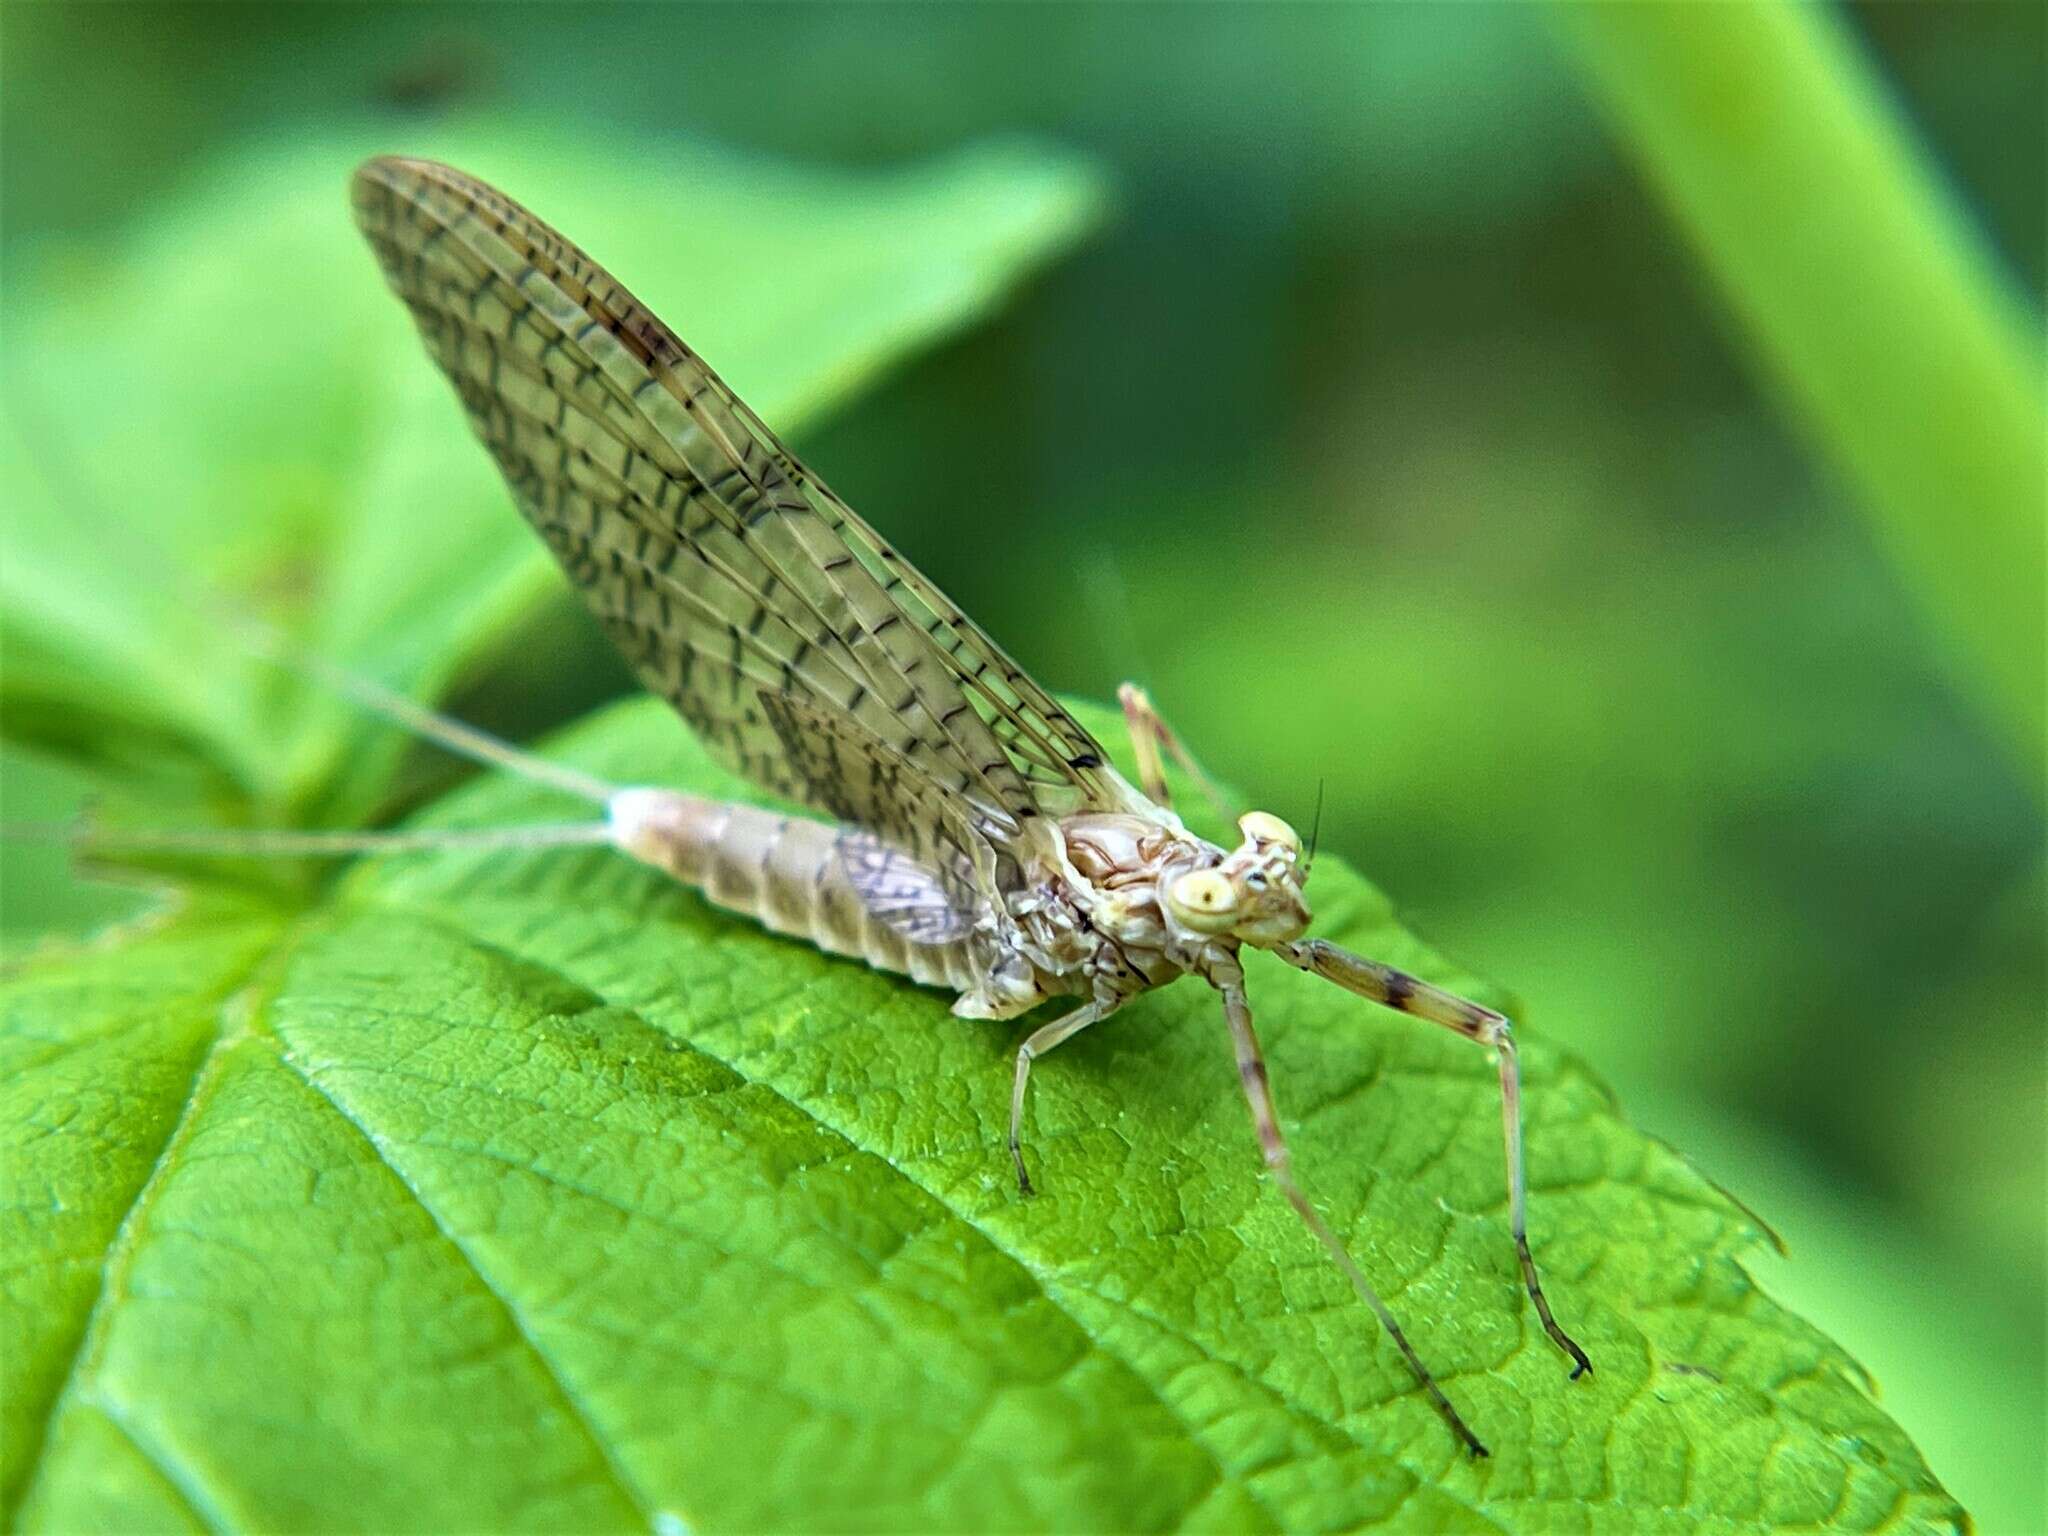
[2,3,2040,1528]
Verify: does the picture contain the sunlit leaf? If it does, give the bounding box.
[3,699,1965,1532]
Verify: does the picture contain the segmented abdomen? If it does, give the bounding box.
[608,788,983,992]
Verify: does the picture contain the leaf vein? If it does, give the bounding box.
[89,1397,226,1534]
[275,1048,657,1534]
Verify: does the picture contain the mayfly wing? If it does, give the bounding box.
[349,158,1129,902]
[737,429,1124,812]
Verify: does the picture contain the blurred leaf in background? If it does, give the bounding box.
[2,2,2040,1529]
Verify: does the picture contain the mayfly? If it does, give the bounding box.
[84,158,1594,1456]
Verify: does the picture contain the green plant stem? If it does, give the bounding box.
[1549,0,2046,790]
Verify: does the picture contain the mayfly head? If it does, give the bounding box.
[1162,810,1312,945]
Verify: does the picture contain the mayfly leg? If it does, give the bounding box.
[1274,938,1593,1379]
[1118,683,1236,824]
[1208,953,1489,1458]
[1009,1000,1113,1196]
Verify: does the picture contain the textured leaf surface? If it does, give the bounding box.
[4,698,1964,1532]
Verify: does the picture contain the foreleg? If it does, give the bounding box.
[1208,955,1487,1457]
[1273,938,1591,1378]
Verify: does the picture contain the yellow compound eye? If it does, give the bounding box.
[1238,810,1301,855]
[1166,869,1239,933]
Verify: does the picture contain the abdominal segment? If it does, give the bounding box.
[608,787,984,993]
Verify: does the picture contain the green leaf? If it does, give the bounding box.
[4,697,1965,1531]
